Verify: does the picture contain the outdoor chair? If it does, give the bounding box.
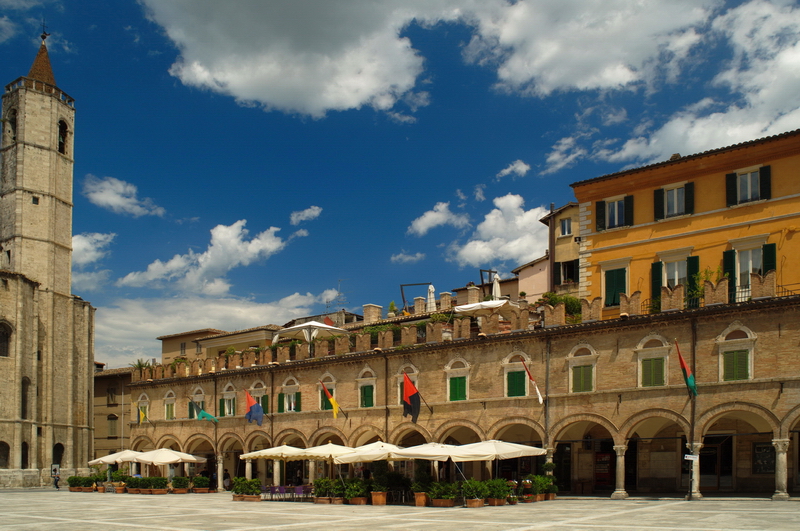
[269,486,278,500]
[293,486,304,501]
[277,485,287,500]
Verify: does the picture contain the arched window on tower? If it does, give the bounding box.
[0,323,11,357]
[58,120,68,154]
[20,377,30,419]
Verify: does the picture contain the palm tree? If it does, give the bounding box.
[129,358,151,370]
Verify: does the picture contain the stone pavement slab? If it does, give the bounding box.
[0,490,798,531]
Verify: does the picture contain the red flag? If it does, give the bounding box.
[402,373,421,423]
[323,316,335,326]
[521,359,544,404]
[319,381,342,419]
[675,340,698,397]
[244,390,264,426]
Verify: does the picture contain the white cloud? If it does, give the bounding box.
[0,16,16,43]
[94,291,335,368]
[449,193,548,267]
[495,159,530,180]
[391,251,426,264]
[83,175,165,217]
[407,201,470,236]
[72,232,116,267]
[474,184,486,202]
[72,270,111,293]
[117,220,296,295]
[290,205,322,225]
[541,136,589,174]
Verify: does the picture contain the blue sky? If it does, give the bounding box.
[3,0,800,368]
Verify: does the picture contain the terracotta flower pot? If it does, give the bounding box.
[192,488,209,493]
[68,487,81,492]
[314,497,331,504]
[81,487,93,492]
[466,498,485,508]
[348,497,368,505]
[331,497,345,504]
[414,492,429,507]
[432,499,455,507]
[232,494,244,501]
[171,488,188,494]
[545,493,556,500]
[243,495,261,502]
[371,491,387,506]
[127,488,139,494]
[487,498,505,506]
[151,489,168,495]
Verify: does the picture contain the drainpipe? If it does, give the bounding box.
[384,354,389,442]
[548,203,556,292]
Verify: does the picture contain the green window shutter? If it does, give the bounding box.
[188,401,195,419]
[725,173,737,206]
[759,165,771,200]
[261,394,269,414]
[684,182,694,214]
[232,398,236,416]
[605,268,625,307]
[651,261,663,301]
[277,393,284,413]
[360,385,374,408]
[295,392,301,412]
[724,350,749,381]
[572,365,593,392]
[219,398,225,417]
[321,389,332,410]
[653,188,665,221]
[723,249,737,303]
[642,358,664,387]
[553,261,562,286]
[450,376,466,401]
[624,195,634,226]
[507,371,526,397]
[595,201,606,231]
[762,243,777,274]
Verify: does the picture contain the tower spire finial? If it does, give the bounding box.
[40,18,50,43]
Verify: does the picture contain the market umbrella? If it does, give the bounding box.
[426,284,436,312]
[448,440,546,462]
[390,442,459,461]
[492,274,501,300]
[240,445,307,461]
[334,441,404,464]
[133,448,207,465]
[454,299,520,320]
[272,321,349,344]
[88,449,142,466]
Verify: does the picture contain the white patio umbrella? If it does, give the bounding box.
[454,299,520,320]
[492,274,501,300]
[426,284,436,312]
[240,445,307,461]
[448,440,546,462]
[133,448,207,465]
[390,442,459,461]
[297,442,355,460]
[88,449,142,466]
[334,441,404,464]
[272,321,349,344]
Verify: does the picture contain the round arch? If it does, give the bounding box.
[388,422,431,446]
[243,431,272,453]
[620,409,691,441]
[348,424,385,447]
[489,417,546,443]
[780,404,800,439]
[130,435,156,452]
[696,402,779,440]
[274,428,308,448]
[309,427,348,447]
[432,419,486,444]
[218,433,246,452]
[185,433,216,454]
[550,413,622,446]
[155,435,182,451]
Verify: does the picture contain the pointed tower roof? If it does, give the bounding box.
[27,33,56,86]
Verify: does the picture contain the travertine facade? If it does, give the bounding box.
[0,37,95,487]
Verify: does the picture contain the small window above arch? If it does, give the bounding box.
[725,330,749,341]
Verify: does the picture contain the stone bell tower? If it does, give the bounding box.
[0,33,94,488]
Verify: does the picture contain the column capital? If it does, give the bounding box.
[772,438,791,453]
[613,445,627,457]
[686,442,703,454]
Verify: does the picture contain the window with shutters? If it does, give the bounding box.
[357,367,377,408]
[164,391,176,420]
[724,237,775,302]
[278,378,301,413]
[726,166,771,206]
[220,384,237,417]
[188,388,205,419]
[716,324,755,382]
[396,365,419,405]
[445,358,469,402]
[107,414,118,437]
[568,346,598,393]
[502,353,531,398]
[319,375,336,411]
[596,195,633,231]
[560,217,572,236]
[654,182,694,221]
[251,382,268,414]
[507,371,526,397]
[635,335,670,388]
[604,267,626,306]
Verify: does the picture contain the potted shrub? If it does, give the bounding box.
[313,478,331,504]
[243,479,262,501]
[410,481,430,507]
[81,476,94,492]
[345,478,368,505]
[92,473,106,493]
[126,476,140,494]
[330,479,345,504]
[545,482,559,501]
[67,476,82,492]
[150,476,168,494]
[532,475,550,502]
[429,481,457,507]
[520,478,534,502]
[192,475,210,493]
[461,479,488,508]
[231,477,247,501]
[369,478,388,506]
[485,478,511,506]
[171,476,189,494]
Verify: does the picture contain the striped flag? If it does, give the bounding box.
[319,381,342,419]
[521,359,544,404]
[675,340,698,397]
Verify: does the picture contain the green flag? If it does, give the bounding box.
[675,340,698,397]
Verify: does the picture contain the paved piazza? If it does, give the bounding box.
[0,491,798,530]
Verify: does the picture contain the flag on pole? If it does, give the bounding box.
[521,359,544,404]
[319,381,342,419]
[402,372,421,423]
[138,406,155,426]
[675,339,698,397]
[244,390,264,426]
[190,401,219,423]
